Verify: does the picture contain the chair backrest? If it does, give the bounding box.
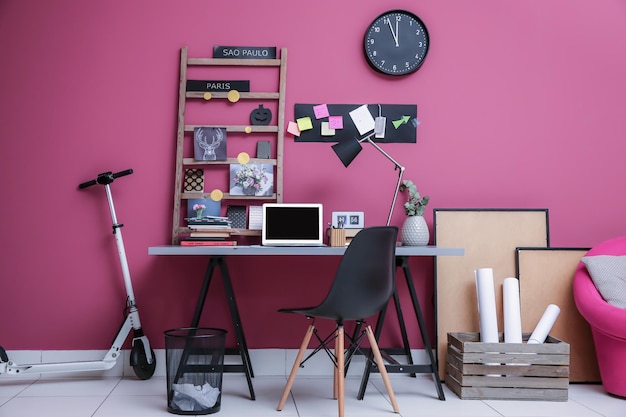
[314,226,398,322]
[574,235,626,313]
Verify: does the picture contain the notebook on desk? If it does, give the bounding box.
[262,203,325,246]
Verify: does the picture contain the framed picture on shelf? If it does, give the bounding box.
[184,168,204,192]
[249,206,263,230]
[227,205,247,229]
[194,127,227,161]
[229,163,274,196]
[187,198,221,219]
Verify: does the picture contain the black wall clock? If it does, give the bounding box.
[363,10,429,76]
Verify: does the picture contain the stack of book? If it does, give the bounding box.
[181,216,237,246]
[187,215,231,230]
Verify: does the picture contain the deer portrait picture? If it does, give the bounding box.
[194,127,227,161]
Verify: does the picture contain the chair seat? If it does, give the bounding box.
[278,306,373,322]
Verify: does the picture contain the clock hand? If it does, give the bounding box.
[395,20,399,46]
[387,19,399,47]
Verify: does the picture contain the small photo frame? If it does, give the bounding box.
[331,211,364,229]
[194,127,227,161]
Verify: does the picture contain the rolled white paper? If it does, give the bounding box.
[528,304,560,344]
[503,277,523,343]
[475,268,499,343]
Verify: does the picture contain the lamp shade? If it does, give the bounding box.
[332,137,363,167]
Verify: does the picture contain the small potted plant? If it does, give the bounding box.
[398,179,430,245]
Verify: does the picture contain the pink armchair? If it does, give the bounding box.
[573,236,626,397]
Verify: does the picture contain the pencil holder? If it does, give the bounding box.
[329,228,346,247]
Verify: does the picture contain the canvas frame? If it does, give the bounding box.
[433,208,549,379]
[515,246,599,382]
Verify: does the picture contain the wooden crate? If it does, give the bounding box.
[445,332,569,401]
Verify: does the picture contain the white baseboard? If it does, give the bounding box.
[1,348,428,379]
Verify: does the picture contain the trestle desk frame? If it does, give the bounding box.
[148,245,463,401]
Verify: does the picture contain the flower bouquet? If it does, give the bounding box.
[231,164,270,196]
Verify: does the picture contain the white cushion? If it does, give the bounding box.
[581,255,626,309]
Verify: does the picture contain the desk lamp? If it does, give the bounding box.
[332,133,405,226]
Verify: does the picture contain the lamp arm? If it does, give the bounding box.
[360,134,404,169]
[361,135,406,226]
[387,164,405,226]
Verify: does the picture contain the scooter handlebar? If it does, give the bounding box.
[78,179,97,189]
[79,169,134,189]
[112,169,133,179]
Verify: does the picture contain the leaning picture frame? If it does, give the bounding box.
[433,208,550,380]
[515,246,598,383]
[229,163,274,197]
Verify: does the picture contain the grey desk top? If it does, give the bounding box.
[148,245,464,257]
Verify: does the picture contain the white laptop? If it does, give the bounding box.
[262,203,325,246]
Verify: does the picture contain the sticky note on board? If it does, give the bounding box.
[287,121,300,136]
[296,116,313,131]
[349,105,376,135]
[321,121,335,136]
[313,104,330,119]
[328,115,343,129]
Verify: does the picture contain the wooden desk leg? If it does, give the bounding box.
[190,257,218,328]
[391,270,415,372]
[399,256,445,401]
[357,303,387,400]
[216,256,256,400]
[191,256,256,400]
[357,261,414,400]
[358,257,445,401]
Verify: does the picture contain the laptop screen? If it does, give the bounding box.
[262,203,324,246]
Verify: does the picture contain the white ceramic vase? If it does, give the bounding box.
[401,215,429,246]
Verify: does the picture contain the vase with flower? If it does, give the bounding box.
[398,179,430,246]
[193,203,206,218]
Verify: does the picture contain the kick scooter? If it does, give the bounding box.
[0,169,156,380]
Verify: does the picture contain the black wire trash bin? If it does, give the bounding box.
[164,328,227,415]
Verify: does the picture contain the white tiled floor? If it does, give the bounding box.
[0,374,624,417]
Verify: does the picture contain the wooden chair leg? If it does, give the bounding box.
[365,325,399,413]
[333,331,338,399]
[337,325,345,417]
[278,324,315,411]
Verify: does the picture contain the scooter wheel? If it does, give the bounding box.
[131,340,156,380]
[0,346,8,362]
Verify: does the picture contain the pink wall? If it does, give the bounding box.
[1,0,625,350]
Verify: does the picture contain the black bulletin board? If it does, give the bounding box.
[294,103,417,143]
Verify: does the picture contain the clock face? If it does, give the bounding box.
[364,10,429,76]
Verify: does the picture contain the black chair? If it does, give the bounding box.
[276,226,400,417]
